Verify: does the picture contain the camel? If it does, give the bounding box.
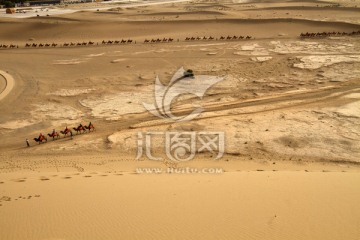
[51,43,57,47]
[48,132,60,140]
[60,127,72,137]
[34,135,47,144]
[85,122,95,132]
[73,124,86,134]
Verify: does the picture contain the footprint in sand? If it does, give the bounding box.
[14,179,26,183]
[35,195,40,198]
[40,177,50,181]
[0,181,4,184]
[84,175,92,178]
[63,176,72,179]
[114,173,123,176]
[1,196,11,202]
[100,174,108,177]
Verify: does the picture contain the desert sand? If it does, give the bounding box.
[0,0,360,239]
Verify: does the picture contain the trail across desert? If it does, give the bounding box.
[0,0,360,239]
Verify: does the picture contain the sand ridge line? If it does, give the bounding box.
[0,70,14,101]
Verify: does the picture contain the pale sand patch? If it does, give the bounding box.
[0,102,83,130]
[0,70,15,101]
[233,43,269,56]
[0,120,35,130]
[0,75,5,93]
[343,93,360,99]
[251,56,273,62]
[31,103,84,121]
[270,41,356,55]
[80,92,152,120]
[47,88,95,97]
[111,59,126,63]
[52,59,88,65]
[294,55,360,69]
[241,44,260,51]
[86,53,105,57]
[332,101,360,118]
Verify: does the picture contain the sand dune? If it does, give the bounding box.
[0,0,360,239]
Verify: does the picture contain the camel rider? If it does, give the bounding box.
[52,129,56,136]
[39,133,43,140]
[65,126,69,133]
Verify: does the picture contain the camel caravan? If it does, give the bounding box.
[1,31,359,50]
[30,122,95,146]
[0,35,253,50]
[300,30,360,38]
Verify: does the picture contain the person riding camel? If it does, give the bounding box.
[52,129,56,136]
[64,126,69,133]
[39,133,43,140]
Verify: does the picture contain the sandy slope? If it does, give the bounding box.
[1,171,360,240]
[0,0,360,239]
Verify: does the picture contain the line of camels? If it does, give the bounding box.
[0,35,254,49]
[33,122,95,144]
[300,30,360,38]
[2,31,359,50]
